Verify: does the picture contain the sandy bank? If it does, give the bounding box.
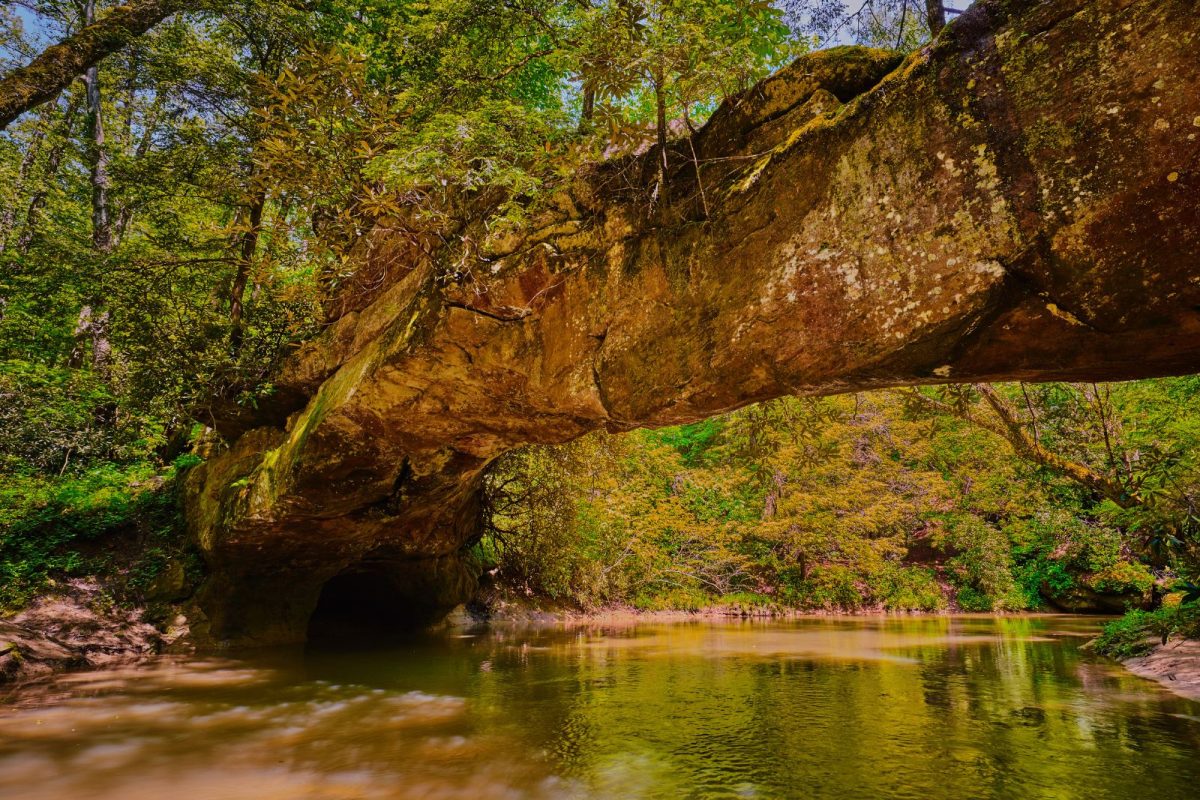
[1122,639,1200,702]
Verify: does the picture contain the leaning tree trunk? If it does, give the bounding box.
[902,385,1142,511]
[905,383,1181,567]
[185,0,1200,646]
[0,0,189,131]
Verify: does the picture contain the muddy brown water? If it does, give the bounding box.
[2,615,1198,799]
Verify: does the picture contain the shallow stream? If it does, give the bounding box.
[2,615,1198,799]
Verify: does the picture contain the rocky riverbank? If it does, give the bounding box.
[0,579,184,687]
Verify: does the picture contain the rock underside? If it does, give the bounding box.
[184,0,1200,646]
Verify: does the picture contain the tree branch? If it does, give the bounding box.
[973,384,1140,510]
[0,0,192,131]
[902,385,1141,511]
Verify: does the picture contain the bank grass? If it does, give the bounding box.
[1094,600,1200,659]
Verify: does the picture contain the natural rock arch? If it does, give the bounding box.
[184,0,1200,646]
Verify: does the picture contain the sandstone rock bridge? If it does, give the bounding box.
[185,0,1200,646]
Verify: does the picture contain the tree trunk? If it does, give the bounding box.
[903,384,1133,507]
[972,384,1140,509]
[69,2,116,380]
[0,108,50,251]
[967,383,1176,565]
[67,303,111,373]
[581,87,595,127]
[230,189,266,355]
[653,71,669,209]
[925,0,946,35]
[112,95,163,244]
[0,0,189,131]
[83,0,113,255]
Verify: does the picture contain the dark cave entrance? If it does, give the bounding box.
[306,565,444,645]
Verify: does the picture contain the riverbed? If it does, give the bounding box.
[1,615,1198,799]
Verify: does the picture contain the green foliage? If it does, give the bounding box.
[1087,561,1155,595]
[1094,610,1163,658]
[484,382,1194,617]
[954,586,994,613]
[796,564,865,609]
[1013,558,1073,609]
[646,418,726,467]
[0,360,124,472]
[1175,578,1200,606]
[1094,604,1200,659]
[632,585,713,612]
[874,564,946,612]
[573,0,798,125]
[780,0,942,49]
[718,591,777,609]
[0,461,197,611]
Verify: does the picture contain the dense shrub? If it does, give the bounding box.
[0,460,199,611]
[873,565,946,611]
[1094,602,1200,659]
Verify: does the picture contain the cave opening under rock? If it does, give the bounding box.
[306,565,445,645]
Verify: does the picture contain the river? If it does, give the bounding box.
[1,615,1198,799]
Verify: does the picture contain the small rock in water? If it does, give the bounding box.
[1010,706,1046,724]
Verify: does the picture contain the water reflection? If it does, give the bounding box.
[1,616,1198,799]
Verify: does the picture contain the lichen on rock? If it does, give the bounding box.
[186,0,1200,646]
